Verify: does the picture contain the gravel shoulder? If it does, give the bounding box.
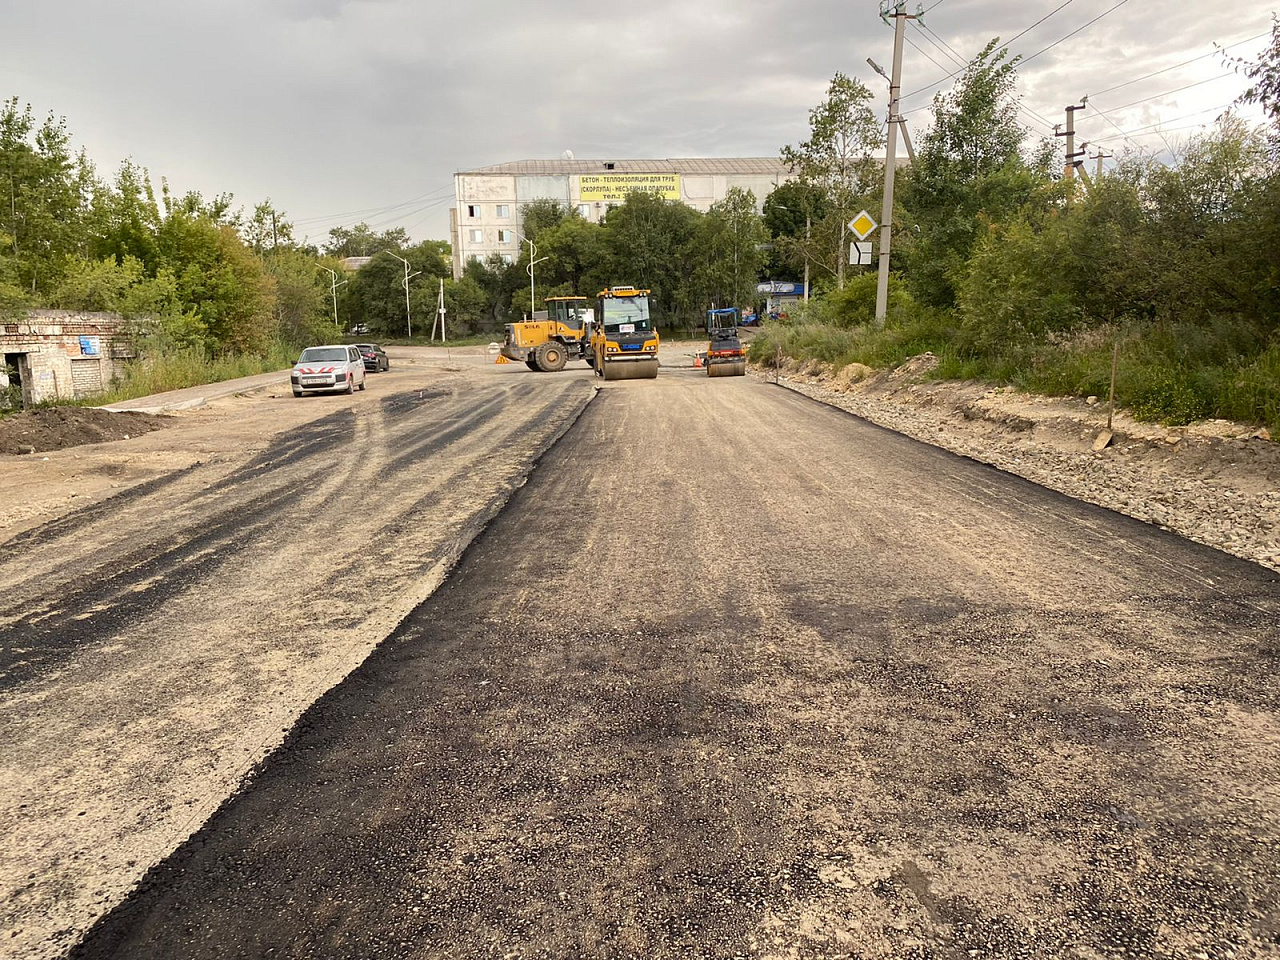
[0,355,597,960]
[764,355,1279,572]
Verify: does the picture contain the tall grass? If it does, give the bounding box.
[754,310,1280,434]
[95,341,299,405]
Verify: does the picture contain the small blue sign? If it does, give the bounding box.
[79,336,100,356]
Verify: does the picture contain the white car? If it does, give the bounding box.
[291,345,368,396]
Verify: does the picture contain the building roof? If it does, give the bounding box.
[459,158,791,177]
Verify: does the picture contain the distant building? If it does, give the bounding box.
[338,256,373,272]
[450,157,793,278]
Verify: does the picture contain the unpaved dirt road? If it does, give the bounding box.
[0,352,595,959]
[58,363,1280,959]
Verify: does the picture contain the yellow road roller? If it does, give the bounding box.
[705,308,747,377]
[592,286,659,381]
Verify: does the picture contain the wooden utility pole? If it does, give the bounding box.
[874,0,919,328]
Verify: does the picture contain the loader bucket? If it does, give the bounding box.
[602,358,659,381]
[707,360,747,378]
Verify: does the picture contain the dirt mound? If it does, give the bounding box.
[0,407,171,455]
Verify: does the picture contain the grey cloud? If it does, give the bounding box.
[1,0,1267,240]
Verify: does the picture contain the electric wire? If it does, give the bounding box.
[901,29,1049,136]
[1086,29,1271,98]
[1092,72,1238,115]
[1018,0,1132,66]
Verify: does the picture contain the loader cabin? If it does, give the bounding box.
[545,296,591,333]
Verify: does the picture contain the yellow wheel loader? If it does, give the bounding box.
[500,296,593,371]
[704,308,747,377]
[591,287,659,380]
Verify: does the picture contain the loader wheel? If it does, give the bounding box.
[536,342,567,372]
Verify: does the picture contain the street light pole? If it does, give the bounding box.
[316,264,348,334]
[388,253,421,340]
[521,236,549,317]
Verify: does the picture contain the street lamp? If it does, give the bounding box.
[387,253,421,340]
[518,235,549,318]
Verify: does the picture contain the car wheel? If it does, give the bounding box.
[293,389,303,397]
[346,378,355,395]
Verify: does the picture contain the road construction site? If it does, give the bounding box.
[2,345,1279,959]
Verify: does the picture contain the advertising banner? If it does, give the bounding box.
[578,173,681,203]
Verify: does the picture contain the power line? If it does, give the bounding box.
[1091,101,1240,140]
[1092,72,1238,116]
[1005,0,1079,48]
[1019,0,1132,66]
[902,29,1054,136]
[902,0,1082,101]
[291,186,456,228]
[1086,29,1271,98]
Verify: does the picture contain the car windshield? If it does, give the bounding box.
[356,344,378,351]
[299,347,348,363]
[601,297,651,333]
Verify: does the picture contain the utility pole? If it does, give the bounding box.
[316,264,347,334]
[1091,148,1113,181]
[804,211,811,303]
[435,277,448,343]
[388,253,421,340]
[1056,99,1088,198]
[874,0,919,327]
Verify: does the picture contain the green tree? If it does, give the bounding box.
[693,187,766,309]
[323,222,410,258]
[781,73,882,288]
[896,40,1051,308]
[603,192,701,324]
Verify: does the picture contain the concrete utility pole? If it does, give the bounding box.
[1056,99,1088,197]
[316,264,348,334]
[388,253,421,340]
[1091,149,1113,181]
[874,1,919,327]
[435,277,448,343]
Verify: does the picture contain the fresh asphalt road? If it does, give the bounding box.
[71,366,1280,959]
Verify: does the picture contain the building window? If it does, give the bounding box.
[497,229,513,243]
[500,254,514,265]
[495,204,510,218]
[577,203,590,218]
[468,229,483,243]
[466,204,480,218]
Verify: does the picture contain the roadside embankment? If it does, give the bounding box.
[761,354,1279,572]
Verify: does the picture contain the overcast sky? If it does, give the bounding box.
[3,0,1274,245]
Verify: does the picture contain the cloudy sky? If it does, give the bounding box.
[3,0,1274,245]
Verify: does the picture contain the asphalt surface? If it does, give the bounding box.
[62,367,1280,958]
[0,363,596,959]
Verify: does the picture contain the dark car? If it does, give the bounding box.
[355,343,389,372]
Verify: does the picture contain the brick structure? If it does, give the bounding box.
[0,310,135,405]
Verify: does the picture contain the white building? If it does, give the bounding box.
[450,157,793,278]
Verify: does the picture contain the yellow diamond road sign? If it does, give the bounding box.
[848,210,877,240]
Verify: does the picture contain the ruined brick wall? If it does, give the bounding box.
[0,311,135,404]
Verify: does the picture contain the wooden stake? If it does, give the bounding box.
[1107,341,1119,431]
